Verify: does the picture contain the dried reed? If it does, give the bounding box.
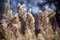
[0,1,60,40]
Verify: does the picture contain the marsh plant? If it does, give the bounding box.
[0,1,60,40]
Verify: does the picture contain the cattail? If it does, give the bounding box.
[44,24,54,40]
[4,0,13,20]
[27,8,36,40]
[44,16,49,24]
[9,10,13,19]
[38,9,54,40]
[0,24,15,40]
[4,0,10,14]
[1,2,59,40]
[46,8,54,15]
[12,13,21,30]
[38,10,45,23]
[38,10,44,19]
[27,9,35,30]
[10,13,22,40]
[18,3,27,20]
[38,10,49,24]
[5,0,10,13]
[45,8,56,19]
[18,3,29,40]
[38,22,54,40]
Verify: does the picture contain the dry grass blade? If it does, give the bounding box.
[0,2,60,40]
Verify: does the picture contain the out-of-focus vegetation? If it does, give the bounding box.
[0,0,60,40]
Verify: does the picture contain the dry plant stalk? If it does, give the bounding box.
[27,9,36,40]
[18,3,27,21]
[37,10,56,40]
[27,9,35,31]
[3,0,13,20]
[0,1,60,40]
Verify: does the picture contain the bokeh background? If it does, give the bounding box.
[0,0,60,27]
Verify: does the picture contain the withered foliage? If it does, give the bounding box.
[0,1,60,40]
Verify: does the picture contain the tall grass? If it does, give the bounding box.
[0,1,60,40]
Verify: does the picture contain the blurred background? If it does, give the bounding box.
[0,0,60,14]
[1,0,58,14]
[0,0,60,26]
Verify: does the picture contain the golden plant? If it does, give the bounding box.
[0,1,60,40]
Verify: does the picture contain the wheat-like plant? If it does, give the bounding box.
[0,1,60,40]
